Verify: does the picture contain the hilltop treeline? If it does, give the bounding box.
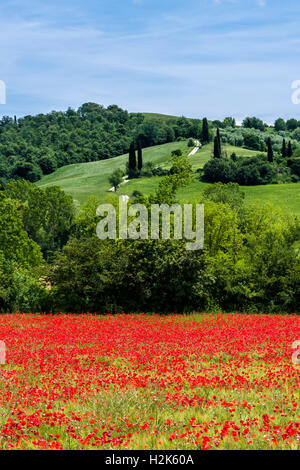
[0,103,202,186]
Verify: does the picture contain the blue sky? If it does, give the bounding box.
[1,0,300,122]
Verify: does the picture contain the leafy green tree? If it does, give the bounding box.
[223,117,236,128]
[150,154,193,204]
[242,116,265,131]
[42,186,75,253]
[109,168,124,192]
[286,119,299,131]
[0,195,43,268]
[4,180,74,255]
[274,118,286,131]
[171,149,182,157]
[12,162,42,182]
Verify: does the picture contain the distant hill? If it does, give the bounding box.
[38,139,300,217]
[0,103,203,188]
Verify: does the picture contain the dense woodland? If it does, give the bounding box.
[0,103,202,187]
[0,104,299,314]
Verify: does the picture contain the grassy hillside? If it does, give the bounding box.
[119,178,300,216]
[37,140,300,216]
[141,112,182,123]
[37,140,189,205]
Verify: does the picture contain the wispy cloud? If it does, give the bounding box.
[0,0,299,122]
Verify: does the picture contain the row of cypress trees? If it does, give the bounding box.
[128,141,143,172]
[281,139,293,159]
[213,128,293,162]
[267,137,293,162]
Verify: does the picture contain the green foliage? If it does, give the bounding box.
[128,141,137,174]
[202,182,245,210]
[46,198,300,313]
[0,256,49,312]
[267,137,274,163]
[109,168,124,191]
[223,117,236,128]
[3,179,75,256]
[286,119,300,131]
[244,133,265,151]
[213,129,222,158]
[201,118,210,143]
[137,147,143,171]
[203,155,277,185]
[242,116,265,131]
[171,149,182,157]
[0,104,201,186]
[287,158,300,178]
[150,154,193,204]
[72,196,100,239]
[0,195,43,268]
[274,118,286,132]
[202,158,236,184]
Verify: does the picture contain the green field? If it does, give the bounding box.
[37,141,300,216]
[37,141,189,205]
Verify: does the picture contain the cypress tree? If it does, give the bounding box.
[287,140,293,158]
[202,118,209,143]
[281,139,286,158]
[213,135,221,158]
[267,137,273,163]
[129,141,136,171]
[137,146,143,171]
[216,128,222,156]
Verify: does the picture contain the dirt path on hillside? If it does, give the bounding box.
[188,139,201,156]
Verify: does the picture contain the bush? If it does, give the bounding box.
[287,158,300,178]
[202,159,236,183]
[202,156,277,185]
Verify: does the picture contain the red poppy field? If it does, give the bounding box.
[0,313,299,450]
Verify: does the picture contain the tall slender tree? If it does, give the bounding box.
[201,118,210,143]
[137,146,143,171]
[217,128,222,155]
[267,137,273,163]
[287,140,293,158]
[128,141,136,171]
[213,136,221,158]
[281,139,287,158]
[213,129,222,158]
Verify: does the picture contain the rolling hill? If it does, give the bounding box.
[37,140,300,216]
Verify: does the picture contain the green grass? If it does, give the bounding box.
[188,142,261,170]
[37,141,189,205]
[121,178,300,217]
[37,140,300,216]
[142,112,183,123]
